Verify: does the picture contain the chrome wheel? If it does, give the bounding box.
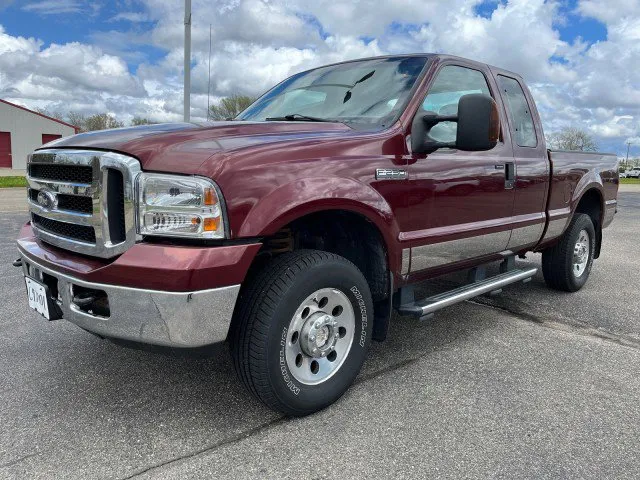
[573,229,590,278]
[285,288,355,385]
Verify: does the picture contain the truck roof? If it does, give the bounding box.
[294,53,523,82]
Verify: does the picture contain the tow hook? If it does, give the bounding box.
[12,257,22,267]
[72,292,96,307]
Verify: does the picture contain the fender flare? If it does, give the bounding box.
[236,176,401,270]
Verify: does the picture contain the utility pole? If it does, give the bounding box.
[626,141,631,169]
[207,24,212,122]
[183,0,191,122]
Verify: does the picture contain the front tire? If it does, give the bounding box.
[229,250,373,416]
[542,213,596,292]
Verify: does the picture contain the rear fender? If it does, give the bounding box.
[570,175,605,222]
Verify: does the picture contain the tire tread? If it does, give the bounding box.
[229,250,362,414]
[542,213,595,292]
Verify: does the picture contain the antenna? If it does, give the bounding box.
[183,0,191,122]
[207,24,212,122]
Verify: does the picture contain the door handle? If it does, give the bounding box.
[504,162,515,190]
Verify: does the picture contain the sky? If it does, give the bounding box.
[0,0,639,156]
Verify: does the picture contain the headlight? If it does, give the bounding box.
[137,173,227,239]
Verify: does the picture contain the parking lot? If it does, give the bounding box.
[1,186,639,479]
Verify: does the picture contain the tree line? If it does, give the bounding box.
[36,109,156,132]
[35,94,255,132]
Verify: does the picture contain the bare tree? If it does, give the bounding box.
[131,116,156,126]
[208,94,255,121]
[35,107,66,122]
[547,127,598,152]
[32,108,124,132]
[84,113,124,131]
[66,111,87,131]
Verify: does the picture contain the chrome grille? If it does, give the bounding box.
[27,149,141,258]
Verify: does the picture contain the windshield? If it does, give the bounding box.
[236,56,430,129]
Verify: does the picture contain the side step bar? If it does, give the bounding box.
[397,268,537,319]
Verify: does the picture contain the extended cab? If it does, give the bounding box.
[16,54,618,415]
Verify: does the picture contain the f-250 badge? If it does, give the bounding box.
[375,168,408,180]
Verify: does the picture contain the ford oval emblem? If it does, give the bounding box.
[36,190,56,210]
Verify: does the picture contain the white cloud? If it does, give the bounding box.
[0,0,639,151]
[110,11,151,23]
[0,24,146,120]
[22,0,85,15]
[577,0,640,24]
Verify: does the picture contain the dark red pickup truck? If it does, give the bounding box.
[16,54,618,415]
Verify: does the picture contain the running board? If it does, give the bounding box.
[397,268,537,320]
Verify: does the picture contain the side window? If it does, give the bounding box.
[497,75,537,148]
[421,65,492,143]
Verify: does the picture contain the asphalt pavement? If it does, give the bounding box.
[0,187,639,479]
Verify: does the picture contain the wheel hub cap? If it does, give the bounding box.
[300,313,337,358]
[284,288,356,385]
[573,229,590,278]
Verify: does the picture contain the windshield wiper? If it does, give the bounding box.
[344,70,375,103]
[265,114,335,122]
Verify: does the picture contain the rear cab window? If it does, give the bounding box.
[497,75,537,148]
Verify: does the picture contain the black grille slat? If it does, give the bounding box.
[29,189,93,214]
[32,213,96,244]
[29,164,93,184]
[106,169,126,244]
[57,195,93,214]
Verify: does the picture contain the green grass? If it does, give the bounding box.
[620,177,640,184]
[0,176,27,188]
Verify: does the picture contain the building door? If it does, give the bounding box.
[0,132,12,168]
[42,134,62,145]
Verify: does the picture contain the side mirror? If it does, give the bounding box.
[411,94,499,154]
[456,94,500,151]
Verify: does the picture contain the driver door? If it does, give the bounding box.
[405,63,516,273]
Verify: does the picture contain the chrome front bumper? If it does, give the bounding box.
[19,251,240,348]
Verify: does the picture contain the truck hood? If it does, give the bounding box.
[42,121,354,174]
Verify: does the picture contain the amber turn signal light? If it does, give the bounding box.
[204,188,217,206]
[203,217,219,232]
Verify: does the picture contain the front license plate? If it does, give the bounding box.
[25,277,50,320]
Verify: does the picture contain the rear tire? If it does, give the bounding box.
[542,213,595,292]
[229,250,373,416]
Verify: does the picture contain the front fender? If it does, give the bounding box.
[237,176,399,252]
